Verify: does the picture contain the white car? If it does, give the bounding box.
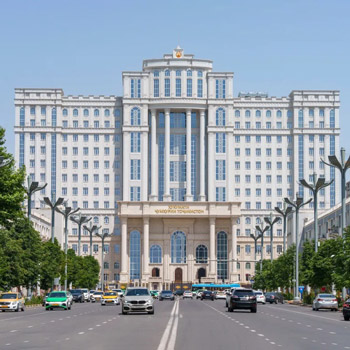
[183,291,193,299]
[215,291,226,300]
[253,291,266,304]
[91,291,103,303]
[112,289,124,297]
[81,289,90,302]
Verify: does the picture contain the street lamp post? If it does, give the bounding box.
[26,176,47,220]
[299,173,333,252]
[275,203,293,254]
[83,222,101,256]
[43,196,65,243]
[322,148,350,238]
[250,231,262,267]
[255,224,270,269]
[264,213,280,262]
[56,203,80,291]
[70,213,91,257]
[95,229,111,291]
[284,195,312,300]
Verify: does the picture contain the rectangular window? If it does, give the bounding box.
[130,186,141,201]
[165,78,170,97]
[130,159,141,180]
[187,78,192,97]
[216,187,226,201]
[176,78,181,97]
[216,79,226,98]
[216,160,226,180]
[154,79,159,97]
[216,133,226,153]
[131,132,141,152]
[170,161,186,181]
[197,79,203,97]
[130,78,141,98]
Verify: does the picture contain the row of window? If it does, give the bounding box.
[236,244,283,255]
[154,77,203,98]
[234,187,326,197]
[62,108,121,117]
[67,200,113,209]
[61,160,114,169]
[154,69,203,77]
[61,173,117,183]
[62,187,111,196]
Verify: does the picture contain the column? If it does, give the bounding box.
[163,109,171,201]
[185,109,193,201]
[230,218,238,282]
[226,132,234,201]
[141,129,148,201]
[209,217,216,277]
[199,110,206,201]
[207,132,215,201]
[149,110,157,201]
[123,132,130,201]
[143,217,150,280]
[120,217,128,283]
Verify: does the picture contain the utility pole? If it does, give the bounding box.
[95,229,111,291]
[255,224,270,270]
[264,213,280,261]
[70,213,91,256]
[25,176,47,220]
[43,195,64,243]
[83,222,100,256]
[275,203,293,254]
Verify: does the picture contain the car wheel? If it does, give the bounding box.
[148,310,154,315]
[228,303,234,312]
[344,315,350,321]
[251,308,257,313]
[45,308,49,311]
[270,302,273,304]
[263,302,265,305]
[275,300,278,304]
[21,306,25,312]
[315,308,318,311]
[1,310,5,312]
[225,302,228,307]
[122,309,128,315]
[15,305,19,312]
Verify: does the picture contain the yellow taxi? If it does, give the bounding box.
[0,292,25,312]
[101,291,120,306]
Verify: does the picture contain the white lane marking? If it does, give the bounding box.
[103,321,107,324]
[250,330,256,333]
[270,342,275,345]
[88,328,94,330]
[167,299,180,350]
[332,343,338,346]
[157,299,178,350]
[258,334,264,337]
[27,325,33,328]
[329,331,336,334]
[180,314,183,318]
[96,324,101,327]
[245,326,249,329]
[5,344,11,346]
[0,311,48,322]
[24,340,29,343]
[65,338,70,341]
[10,330,17,333]
[78,332,85,335]
[317,328,323,330]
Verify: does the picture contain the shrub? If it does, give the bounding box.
[283,292,294,300]
[25,295,43,305]
[303,292,315,305]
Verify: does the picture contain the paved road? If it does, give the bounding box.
[0,299,349,350]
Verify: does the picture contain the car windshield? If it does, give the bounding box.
[94,292,103,295]
[126,289,149,296]
[81,289,88,293]
[49,292,66,298]
[70,290,82,294]
[235,290,254,296]
[254,292,263,295]
[319,294,335,298]
[0,294,17,299]
[161,291,173,295]
[104,292,117,296]
[265,293,273,296]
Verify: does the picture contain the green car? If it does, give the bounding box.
[150,290,159,299]
[45,291,72,311]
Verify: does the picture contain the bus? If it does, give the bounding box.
[191,283,241,295]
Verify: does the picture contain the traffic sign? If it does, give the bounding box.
[298,286,305,295]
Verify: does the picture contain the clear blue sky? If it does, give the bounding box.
[1,0,349,155]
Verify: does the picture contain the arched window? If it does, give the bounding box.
[152,267,160,277]
[62,108,68,116]
[93,216,99,224]
[130,230,141,279]
[198,70,203,77]
[94,109,99,117]
[131,107,141,126]
[217,231,228,280]
[114,261,120,269]
[150,245,162,263]
[83,109,89,116]
[237,218,240,224]
[187,69,192,77]
[245,217,251,225]
[154,70,159,77]
[165,69,170,77]
[171,231,186,263]
[20,107,25,126]
[277,110,282,118]
[104,262,109,269]
[176,70,181,77]
[309,109,314,117]
[104,109,110,117]
[246,262,251,269]
[255,110,261,117]
[245,110,251,117]
[216,108,225,126]
[330,109,335,128]
[73,109,78,117]
[256,217,261,224]
[266,110,271,117]
[104,216,109,224]
[235,110,240,117]
[196,245,208,263]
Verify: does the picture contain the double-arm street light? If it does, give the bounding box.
[264,213,280,261]
[255,224,270,269]
[95,229,111,291]
[83,222,101,256]
[299,173,333,252]
[56,202,80,291]
[250,231,262,266]
[275,203,293,254]
[70,213,91,257]
[322,148,350,238]
[284,195,312,300]
[26,176,47,220]
[43,195,65,243]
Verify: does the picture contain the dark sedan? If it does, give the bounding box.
[228,288,257,313]
[343,299,350,321]
[69,289,84,303]
[265,292,284,304]
[173,290,184,297]
[159,291,175,301]
[201,291,215,301]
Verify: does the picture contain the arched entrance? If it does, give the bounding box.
[175,268,183,283]
[152,267,160,277]
[197,267,206,281]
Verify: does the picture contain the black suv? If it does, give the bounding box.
[265,292,284,304]
[201,291,215,301]
[69,289,84,303]
[159,291,175,301]
[228,288,257,313]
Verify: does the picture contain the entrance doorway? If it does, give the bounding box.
[197,267,206,282]
[152,267,160,277]
[175,268,183,283]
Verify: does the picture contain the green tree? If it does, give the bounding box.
[300,240,316,288]
[75,256,100,290]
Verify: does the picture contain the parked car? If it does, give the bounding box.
[343,299,350,321]
[45,291,72,311]
[173,290,184,297]
[81,289,90,302]
[183,291,193,299]
[101,291,120,306]
[69,289,84,303]
[228,288,257,313]
[159,290,175,301]
[0,292,25,312]
[253,291,266,304]
[312,294,338,311]
[265,292,284,304]
[91,291,103,303]
[215,291,226,300]
[201,291,215,301]
[122,288,154,315]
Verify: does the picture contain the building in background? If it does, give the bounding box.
[14,47,340,289]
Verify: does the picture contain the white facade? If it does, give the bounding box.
[14,47,340,288]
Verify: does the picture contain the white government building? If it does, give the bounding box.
[14,47,340,290]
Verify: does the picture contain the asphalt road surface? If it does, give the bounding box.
[0,299,349,350]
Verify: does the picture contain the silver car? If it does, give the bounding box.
[122,287,154,315]
[312,293,338,311]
